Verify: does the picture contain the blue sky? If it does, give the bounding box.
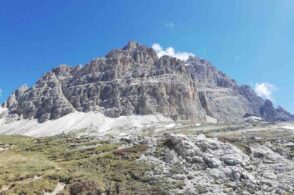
[0,0,293,112]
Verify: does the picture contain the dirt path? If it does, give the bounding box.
[44,182,65,195]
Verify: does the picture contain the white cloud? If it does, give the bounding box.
[152,43,194,61]
[254,82,277,101]
[164,22,175,29]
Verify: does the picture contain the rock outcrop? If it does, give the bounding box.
[143,133,294,194]
[1,41,292,123]
[260,100,293,122]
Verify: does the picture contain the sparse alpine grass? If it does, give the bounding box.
[0,134,164,194]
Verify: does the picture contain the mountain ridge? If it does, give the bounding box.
[1,41,293,125]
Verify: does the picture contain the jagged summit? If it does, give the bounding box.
[106,41,158,64]
[123,40,142,50]
[0,41,292,126]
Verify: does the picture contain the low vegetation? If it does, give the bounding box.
[0,135,163,194]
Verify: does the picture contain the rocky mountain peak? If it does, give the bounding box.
[1,41,292,123]
[123,40,141,51]
[105,41,158,65]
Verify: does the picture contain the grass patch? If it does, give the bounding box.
[0,135,163,194]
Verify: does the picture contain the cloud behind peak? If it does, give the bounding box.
[152,43,194,61]
[255,82,277,102]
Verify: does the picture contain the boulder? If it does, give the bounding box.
[68,181,101,195]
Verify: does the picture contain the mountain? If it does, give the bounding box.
[0,41,292,132]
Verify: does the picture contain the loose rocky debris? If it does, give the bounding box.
[140,133,294,195]
[1,123,294,194]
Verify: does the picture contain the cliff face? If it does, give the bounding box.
[3,41,292,123]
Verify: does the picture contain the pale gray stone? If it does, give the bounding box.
[2,41,292,123]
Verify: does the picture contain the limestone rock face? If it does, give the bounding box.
[260,100,293,122]
[2,41,292,123]
[238,85,264,115]
[7,73,75,123]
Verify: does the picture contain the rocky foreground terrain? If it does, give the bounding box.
[1,122,294,195]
